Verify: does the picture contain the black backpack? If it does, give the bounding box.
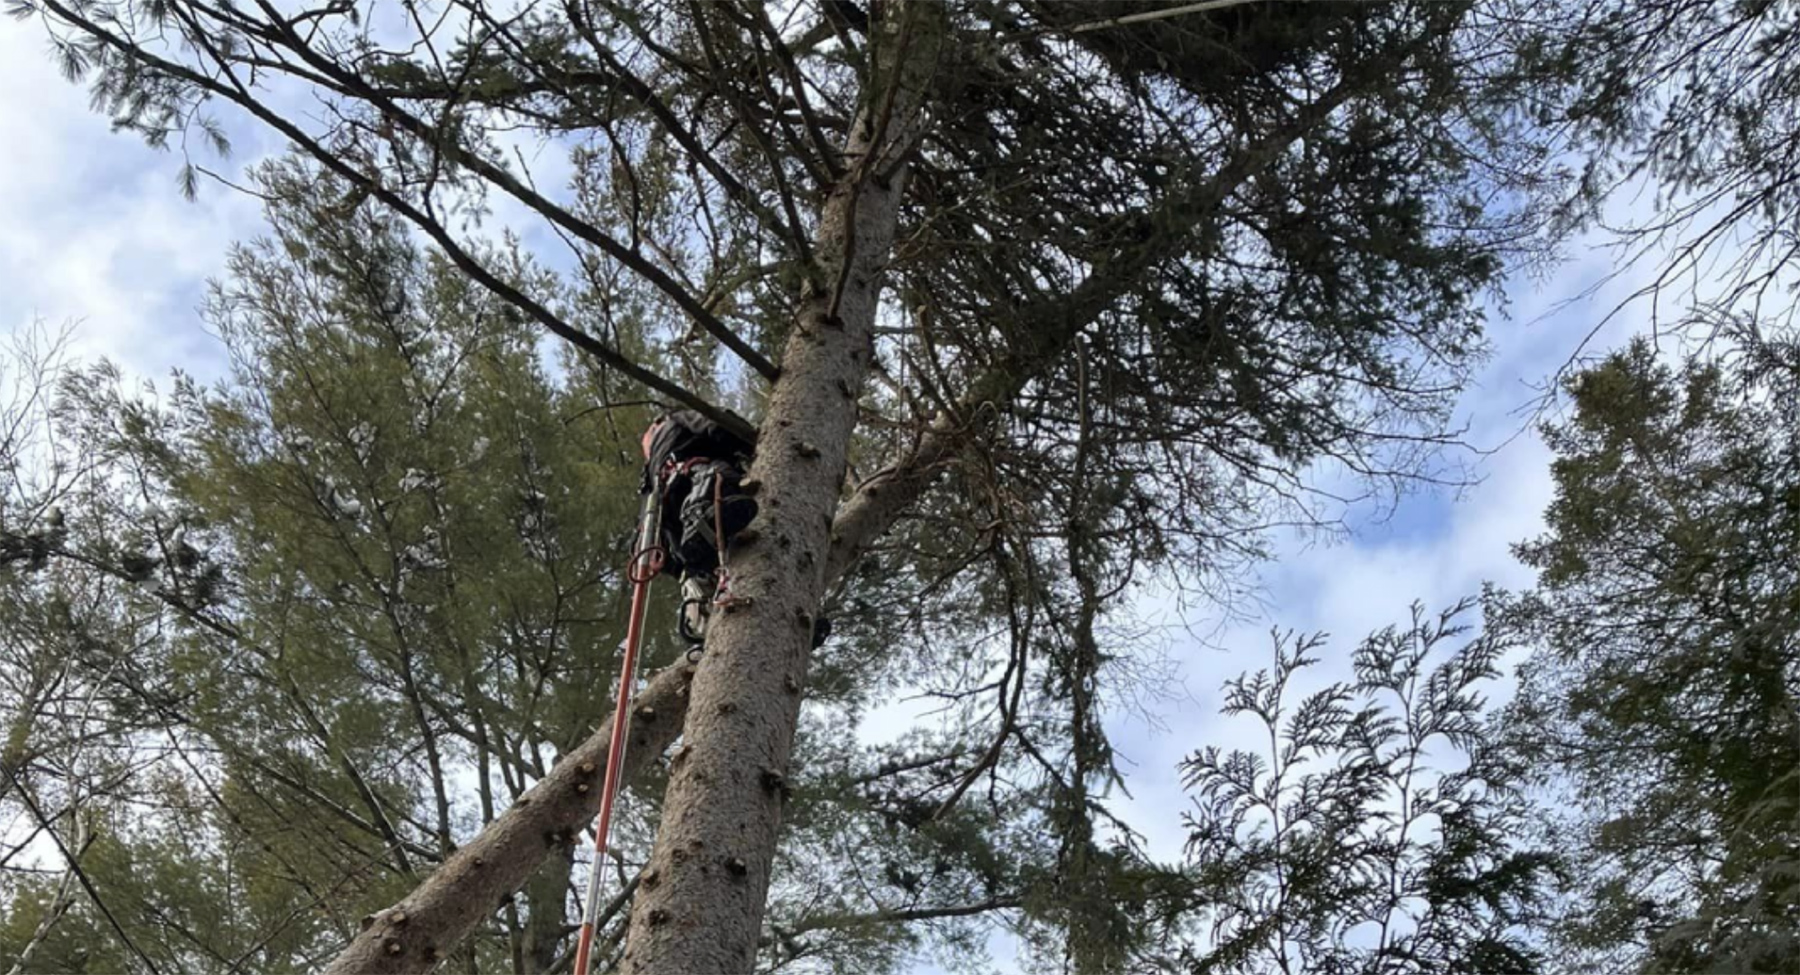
[640,411,753,493]
[642,412,757,576]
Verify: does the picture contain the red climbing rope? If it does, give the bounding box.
[572,481,665,975]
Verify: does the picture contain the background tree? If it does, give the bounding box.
[1499,331,1800,975]
[4,162,656,972]
[0,327,148,975]
[1484,2,1800,968]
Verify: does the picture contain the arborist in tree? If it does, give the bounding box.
[638,410,831,649]
[639,410,759,645]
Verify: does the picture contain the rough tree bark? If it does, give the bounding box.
[321,662,694,975]
[614,5,946,972]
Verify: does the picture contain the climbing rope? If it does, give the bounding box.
[571,478,665,975]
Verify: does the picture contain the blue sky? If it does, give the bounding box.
[1,19,1666,971]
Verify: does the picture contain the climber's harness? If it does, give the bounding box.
[660,455,741,650]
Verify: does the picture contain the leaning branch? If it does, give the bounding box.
[780,897,1022,937]
[321,662,695,975]
[1060,0,1264,36]
[246,0,782,382]
[559,0,821,262]
[0,763,163,975]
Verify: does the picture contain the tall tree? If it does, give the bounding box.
[7,163,660,972]
[1479,2,1800,967]
[13,0,1563,971]
[1,164,1062,975]
[1499,332,1800,974]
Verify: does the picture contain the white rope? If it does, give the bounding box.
[1062,0,1267,36]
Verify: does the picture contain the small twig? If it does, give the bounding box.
[560,400,664,426]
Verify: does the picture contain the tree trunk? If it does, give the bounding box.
[322,661,694,975]
[615,6,945,973]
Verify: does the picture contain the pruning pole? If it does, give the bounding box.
[573,481,666,975]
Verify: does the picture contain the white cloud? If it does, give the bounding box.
[0,25,271,381]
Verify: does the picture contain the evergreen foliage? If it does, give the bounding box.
[1182,601,1558,975]
[1,0,1797,972]
[1501,332,1800,975]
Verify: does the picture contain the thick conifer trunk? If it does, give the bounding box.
[616,6,944,972]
